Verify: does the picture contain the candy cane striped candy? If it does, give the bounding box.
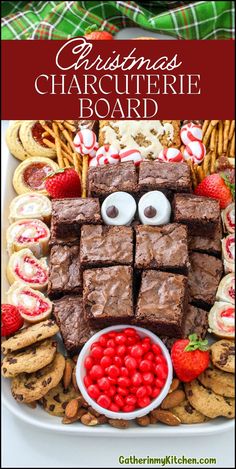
[96,144,120,165]
[183,141,206,164]
[180,122,203,145]
[73,129,98,156]
[89,156,99,168]
[158,147,184,163]
[119,148,143,166]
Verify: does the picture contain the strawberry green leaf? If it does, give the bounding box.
[221,173,235,199]
[184,334,209,352]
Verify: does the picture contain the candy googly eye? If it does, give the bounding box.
[101,192,137,226]
[138,191,171,226]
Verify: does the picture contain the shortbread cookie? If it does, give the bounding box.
[210,340,235,373]
[171,399,208,424]
[1,319,59,355]
[40,381,80,417]
[7,248,49,291]
[185,379,235,419]
[5,121,30,161]
[19,121,56,159]
[11,353,65,403]
[12,157,59,196]
[99,120,181,160]
[198,367,235,398]
[1,339,57,378]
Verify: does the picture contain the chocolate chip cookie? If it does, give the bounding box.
[40,381,81,417]
[210,340,235,373]
[1,319,59,355]
[2,340,57,378]
[198,367,235,398]
[171,399,208,424]
[185,379,235,419]
[11,353,65,403]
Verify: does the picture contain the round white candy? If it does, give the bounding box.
[158,148,184,162]
[138,191,171,226]
[89,157,99,168]
[180,122,202,145]
[119,148,143,166]
[101,192,137,226]
[73,129,98,156]
[96,144,120,165]
[183,141,206,164]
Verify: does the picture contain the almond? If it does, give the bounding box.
[81,413,98,426]
[168,378,180,393]
[136,416,150,426]
[63,360,72,390]
[149,413,158,424]
[62,407,86,424]
[154,409,181,426]
[108,419,129,429]
[65,399,79,419]
[161,390,185,409]
[72,368,79,392]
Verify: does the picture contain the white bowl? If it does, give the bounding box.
[76,325,173,420]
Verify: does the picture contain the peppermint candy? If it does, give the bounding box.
[96,144,120,165]
[180,122,203,145]
[119,148,143,166]
[158,147,184,163]
[73,129,98,157]
[183,141,206,164]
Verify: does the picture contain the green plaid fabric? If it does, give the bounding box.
[1,1,235,40]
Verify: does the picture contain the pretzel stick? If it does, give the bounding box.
[203,122,214,146]
[203,152,211,175]
[210,151,217,174]
[64,121,76,133]
[73,153,81,174]
[202,120,210,136]
[42,131,50,138]
[42,139,74,164]
[65,120,75,124]
[57,123,76,154]
[229,134,235,157]
[197,165,205,182]
[82,155,88,198]
[210,127,217,151]
[40,121,75,158]
[186,159,197,188]
[211,120,219,127]
[64,158,70,168]
[229,120,235,141]
[218,121,223,156]
[223,120,230,153]
[52,122,64,168]
[180,144,185,154]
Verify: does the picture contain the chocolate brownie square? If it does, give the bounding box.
[135,224,189,274]
[48,245,82,299]
[173,194,220,237]
[53,295,96,353]
[188,221,222,257]
[88,162,138,198]
[138,161,192,193]
[80,225,133,268]
[135,270,188,337]
[51,198,101,238]
[188,252,223,308]
[83,266,134,326]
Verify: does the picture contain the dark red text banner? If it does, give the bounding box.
[1,39,235,119]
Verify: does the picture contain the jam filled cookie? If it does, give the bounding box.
[210,340,235,374]
[9,193,52,224]
[7,219,50,257]
[1,339,57,378]
[1,319,59,355]
[11,352,65,403]
[7,249,49,291]
[185,379,235,419]
[19,121,56,159]
[5,121,30,161]
[13,157,59,195]
[7,281,52,323]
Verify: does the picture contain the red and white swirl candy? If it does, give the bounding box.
[6,219,50,258]
[183,141,206,164]
[222,203,235,234]
[7,248,49,291]
[119,148,143,166]
[73,129,98,157]
[180,122,203,145]
[208,301,235,338]
[216,273,235,305]
[96,144,120,165]
[7,281,52,323]
[158,148,184,163]
[222,233,235,273]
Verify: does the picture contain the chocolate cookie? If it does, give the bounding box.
[171,399,208,424]
[1,340,57,378]
[40,381,80,417]
[185,379,235,419]
[11,353,65,403]
[198,367,235,398]
[1,319,59,355]
[210,340,235,373]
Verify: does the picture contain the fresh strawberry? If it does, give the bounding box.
[1,304,24,337]
[84,25,113,40]
[45,168,81,198]
[194,172,234,209]
[171,334,210,382]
